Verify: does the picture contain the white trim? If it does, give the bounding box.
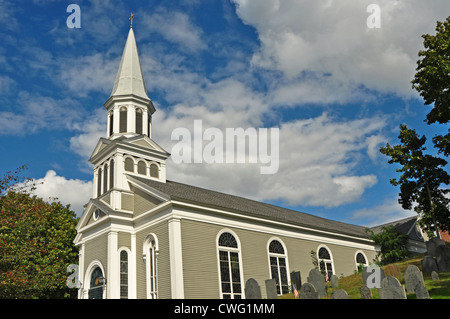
[143,233,159,299]
[83,260,106,299]
[168,218,185,298]
[215,229,245,299]
[118,246,132,299]
[317,244,334,277]
[354,250,369,270]
[107,231,119,299]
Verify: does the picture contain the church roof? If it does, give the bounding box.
[132,176,372,240]
[110,27,150,101]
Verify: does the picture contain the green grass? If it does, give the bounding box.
[280,254,450,299]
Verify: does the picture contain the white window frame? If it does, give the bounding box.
[317,244,334,279]
[267,237,290,295]
[143,234,158,299]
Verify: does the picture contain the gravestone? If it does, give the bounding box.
[290,271,302,295]
[298,282,319,299]
[414,282,431,299]
[431,271,439,281]
[360,285,372,299]
[421,256,438,274]
[436,245,450,272]
[384,264,400,278]
[363,265,385,288]
[307,269,327,298]
[378,276,406,299]
[426,237,445,257]
[404,265,425,293]
[330,274,339,288]
[330,289,349,299]
[265,279,278,299]
[244,278,262,299]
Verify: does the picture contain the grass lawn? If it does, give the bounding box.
[279,254,450,299]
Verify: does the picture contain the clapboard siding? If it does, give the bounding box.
[84,233,108,276]
[181,219,221,299]
[136,220,171,299]
[133,187,161,216]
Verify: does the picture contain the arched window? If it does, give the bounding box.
[218,232,242,299]
[124,157,134,172]
[144,235,158,299]
[88,266,104,299]
[97,167,102,197]
[109,159,114,189]
[150,163,159,178]
[137,160,147,175]
[136,108,143,135]
[120,250,128,299]
[103,163,108,193]
[268,239,289,295]
[109,112,114,137]
[355,251,368,271]
[318,246,334,279]
[120,106,127,133]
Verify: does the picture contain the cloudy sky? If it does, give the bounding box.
[1,0,449,227]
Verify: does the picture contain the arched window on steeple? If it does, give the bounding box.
[97,167,102,197]
[109,159,114,189]
[136,108,143,135]
[150,164,159,178]
[103,163,108,193]
[120,107,127,133]
[109,112,114,137]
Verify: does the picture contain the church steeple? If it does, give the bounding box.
[104,20,155,139]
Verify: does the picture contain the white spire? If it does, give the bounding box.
[110,27,150,101]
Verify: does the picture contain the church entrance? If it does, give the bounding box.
[88,266,104,299]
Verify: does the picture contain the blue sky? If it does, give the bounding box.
[1,0,449,227]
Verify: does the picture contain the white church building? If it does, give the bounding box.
[73,23,425,299]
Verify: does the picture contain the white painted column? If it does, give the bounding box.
[143,108,149,137]
[129,233,137,299]
[78,243,85,299]
[113,105,120,136]
[128,105,136,134]
[168,217,184,298]
[107,231,119,299]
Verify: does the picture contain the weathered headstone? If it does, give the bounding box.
[414,282,431,299]
[421,255,439,274]
[265,279,278,299]
[307,269,327,298]
[436,245,450,272]
[330,274,339,288]
[244,278,262,299]
[431,270,439,281]
[363,264,385,288]
[360,285,372,299]
[426,237,445,257]
[404,265,425,293]
[298,282,319,299]
[290,271,302,295]
[378,276,406,299]
[330,289,349,299]
[384,264,401,278]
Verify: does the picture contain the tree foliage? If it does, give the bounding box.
[412,16,450,156]
[0,167,79,298]
[366,226,409,265]
[380,124,450,234]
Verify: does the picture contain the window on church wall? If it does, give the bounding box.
[144,237,158,299]
[88,266,104,299]
[103,164,108,194]
[124,157,134,172]
[97,168,102,197]
[150,164,159,178]
[137,160,146,175]
[136,108,143,135]
[318,246,334,279]
[119,107,127,133]
[268,239,289,295]
[355,252,367,271]
[109,159,114,189]
[120,250,128,299]
[218,232,242,299]
[109,112,114,136]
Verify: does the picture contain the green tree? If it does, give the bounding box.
[412,16,450,155]
[0,168,79,298]
[380,124,450,236]
[366,226,409,265]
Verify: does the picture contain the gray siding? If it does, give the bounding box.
[84,233,108,277]
[136,220,171,299]
[133,187,161,216]
[180,219,377,298]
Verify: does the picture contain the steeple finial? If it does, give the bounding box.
[129,13,134,28]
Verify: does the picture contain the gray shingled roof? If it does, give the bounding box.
[369,216,422,241]
[132,176,372,239]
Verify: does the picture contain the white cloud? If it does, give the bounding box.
[32,170,92,216]
[232,0,450,101]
